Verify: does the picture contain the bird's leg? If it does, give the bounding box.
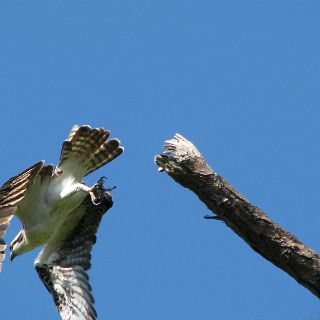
[72,183,103,205]
[60,178,108,205]
[60,183,91,198]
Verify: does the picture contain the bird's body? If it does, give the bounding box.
[0,124,123,319]
[12,168,89,257]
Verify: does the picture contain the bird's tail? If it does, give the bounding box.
[57,125,124,179]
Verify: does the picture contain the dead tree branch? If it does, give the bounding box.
[155,133,320,299]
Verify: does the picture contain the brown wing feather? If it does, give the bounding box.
[57,125,123,179]
[0,161,44,271]
[85,138,124,177]
[35,185,113,320]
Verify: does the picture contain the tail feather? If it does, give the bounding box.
[57,125,123,179]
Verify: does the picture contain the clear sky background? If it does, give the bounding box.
[0,1,319,319]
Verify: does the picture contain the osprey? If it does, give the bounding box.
[0,125,124,319]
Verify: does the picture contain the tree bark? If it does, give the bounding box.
[155,133,320,299]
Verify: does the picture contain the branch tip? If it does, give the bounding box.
[162,133,202,161]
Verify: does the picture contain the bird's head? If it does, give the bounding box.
[9,231,25,261]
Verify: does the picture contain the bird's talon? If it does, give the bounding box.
[97,176,107,186]
[204,214,224,220]
[105,185,116,192]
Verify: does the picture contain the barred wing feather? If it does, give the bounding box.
[57,125,123,179]
[0,161,44,270]
[35,190,113,320]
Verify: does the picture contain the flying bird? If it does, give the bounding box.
[0,125,124,319]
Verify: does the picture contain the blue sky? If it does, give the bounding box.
[0,1,319,319]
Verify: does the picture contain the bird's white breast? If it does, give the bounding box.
[18,174,87,247]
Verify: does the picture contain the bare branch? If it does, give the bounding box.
[155,133,320,299]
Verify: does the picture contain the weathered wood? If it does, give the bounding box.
[155,133,320,299]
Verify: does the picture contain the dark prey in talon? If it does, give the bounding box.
[0,124,124,320]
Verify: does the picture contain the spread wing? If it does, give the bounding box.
[0,161,44,271]
[35,188,113,320]
[57,125,124,180]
